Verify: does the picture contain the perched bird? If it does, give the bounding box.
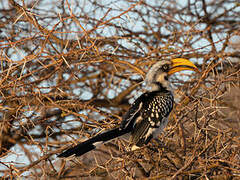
[58,58,199,157]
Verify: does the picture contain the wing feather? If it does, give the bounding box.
[130,91,173,147]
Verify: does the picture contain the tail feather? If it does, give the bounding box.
[58,127,130,157]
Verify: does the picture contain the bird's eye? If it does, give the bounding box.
[162,64,169,72]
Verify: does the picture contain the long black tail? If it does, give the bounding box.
[58,127,130,157]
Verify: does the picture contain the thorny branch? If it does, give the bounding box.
[0,0,239,179]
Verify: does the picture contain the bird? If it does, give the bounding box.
[58,58,199,158]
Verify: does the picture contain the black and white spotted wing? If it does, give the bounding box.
[120,90,174,147]
[59,90,174,157]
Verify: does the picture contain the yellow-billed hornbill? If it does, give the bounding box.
[58,58,198,157]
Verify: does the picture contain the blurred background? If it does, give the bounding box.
[0,0,239,179]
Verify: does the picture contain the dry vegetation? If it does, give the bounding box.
[0,0,240,179]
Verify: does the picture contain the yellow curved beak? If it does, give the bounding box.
[168,58,199,75]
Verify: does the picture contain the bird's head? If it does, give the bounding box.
[145,58,199,91]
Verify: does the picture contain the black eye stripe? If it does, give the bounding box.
[162,64,169,72]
